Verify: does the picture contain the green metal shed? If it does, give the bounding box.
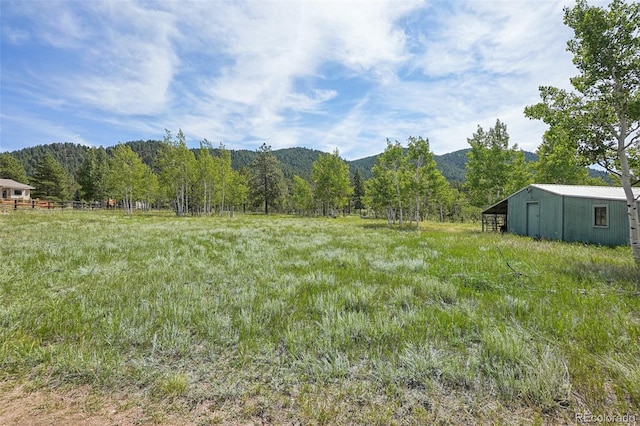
[482,184,640,246]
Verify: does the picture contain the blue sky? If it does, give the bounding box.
[0,0,589,160]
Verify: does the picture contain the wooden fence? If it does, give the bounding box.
[0,199,117,211]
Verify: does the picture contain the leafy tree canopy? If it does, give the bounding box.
[465,119,532,207]
[311,149,353,215]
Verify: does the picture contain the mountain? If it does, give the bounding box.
[8,140,162,179]
[5,142,607,185]
[348,148,539,183]
[6,142,328,182]
[348,154,378,179]
[228,147,326,180]
[9,142,92,179]
[435,150,470,183]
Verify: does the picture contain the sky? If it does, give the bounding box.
[0,0,595,160]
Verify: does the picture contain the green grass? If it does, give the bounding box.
[1,210,639,424]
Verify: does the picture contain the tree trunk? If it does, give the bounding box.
[618,138,640,266]
[176,188,183,216]
[185,181,189,215]
[220,181,226,216]
[203,182,208,215]
[264,174,269,215]
[392,166,403,225]
[396,182,403,225]
[124,187,133,215]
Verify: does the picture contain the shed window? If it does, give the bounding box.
[13,189,22,196]
[593,205,608,227]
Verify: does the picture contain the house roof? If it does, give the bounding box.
[0,178,35,189]
[530,184,640,200]
[482,184,640,216]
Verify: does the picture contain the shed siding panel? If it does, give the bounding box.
[538,190,562,240]
[563,198,632,246]
[508,187,562,239]
[507,190,527,235]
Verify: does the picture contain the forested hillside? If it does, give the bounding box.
[229,147,326,180]
[6,141,606,184]
[10,142,92,179]
[8,142,480,182]
[9,141,162,178]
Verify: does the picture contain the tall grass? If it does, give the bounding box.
[1,210,638,424]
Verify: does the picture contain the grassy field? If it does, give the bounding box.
[1,210,638,425]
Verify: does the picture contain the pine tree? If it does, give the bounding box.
[352,168,365,213]
[250,143,285,214]
[30,153,77,201]
[77,147,110,202]
[0,153,28,183]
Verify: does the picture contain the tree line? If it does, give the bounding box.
[0,118,609,220]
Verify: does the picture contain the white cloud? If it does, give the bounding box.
[1,1,180,116]
[1,0,592,159]
[167,1,422,146]
[2,1,91,49]
[376,1,581,154]
[63,2,179,115]
[2,26,30,45]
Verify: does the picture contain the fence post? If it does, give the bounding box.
[14,199,18,210]
[32,199,36,209]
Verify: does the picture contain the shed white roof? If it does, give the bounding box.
[531,184,640,201]
[0,178,34,189]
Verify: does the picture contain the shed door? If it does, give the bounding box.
[527,202,540,237]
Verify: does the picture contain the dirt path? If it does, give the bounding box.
[0,383,186,426]
[0,382,267,426]
[0,380,580,425]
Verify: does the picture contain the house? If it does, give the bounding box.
[0,179,35,201]
[482,184,640,246]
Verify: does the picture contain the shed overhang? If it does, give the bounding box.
[482,198,508,215]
